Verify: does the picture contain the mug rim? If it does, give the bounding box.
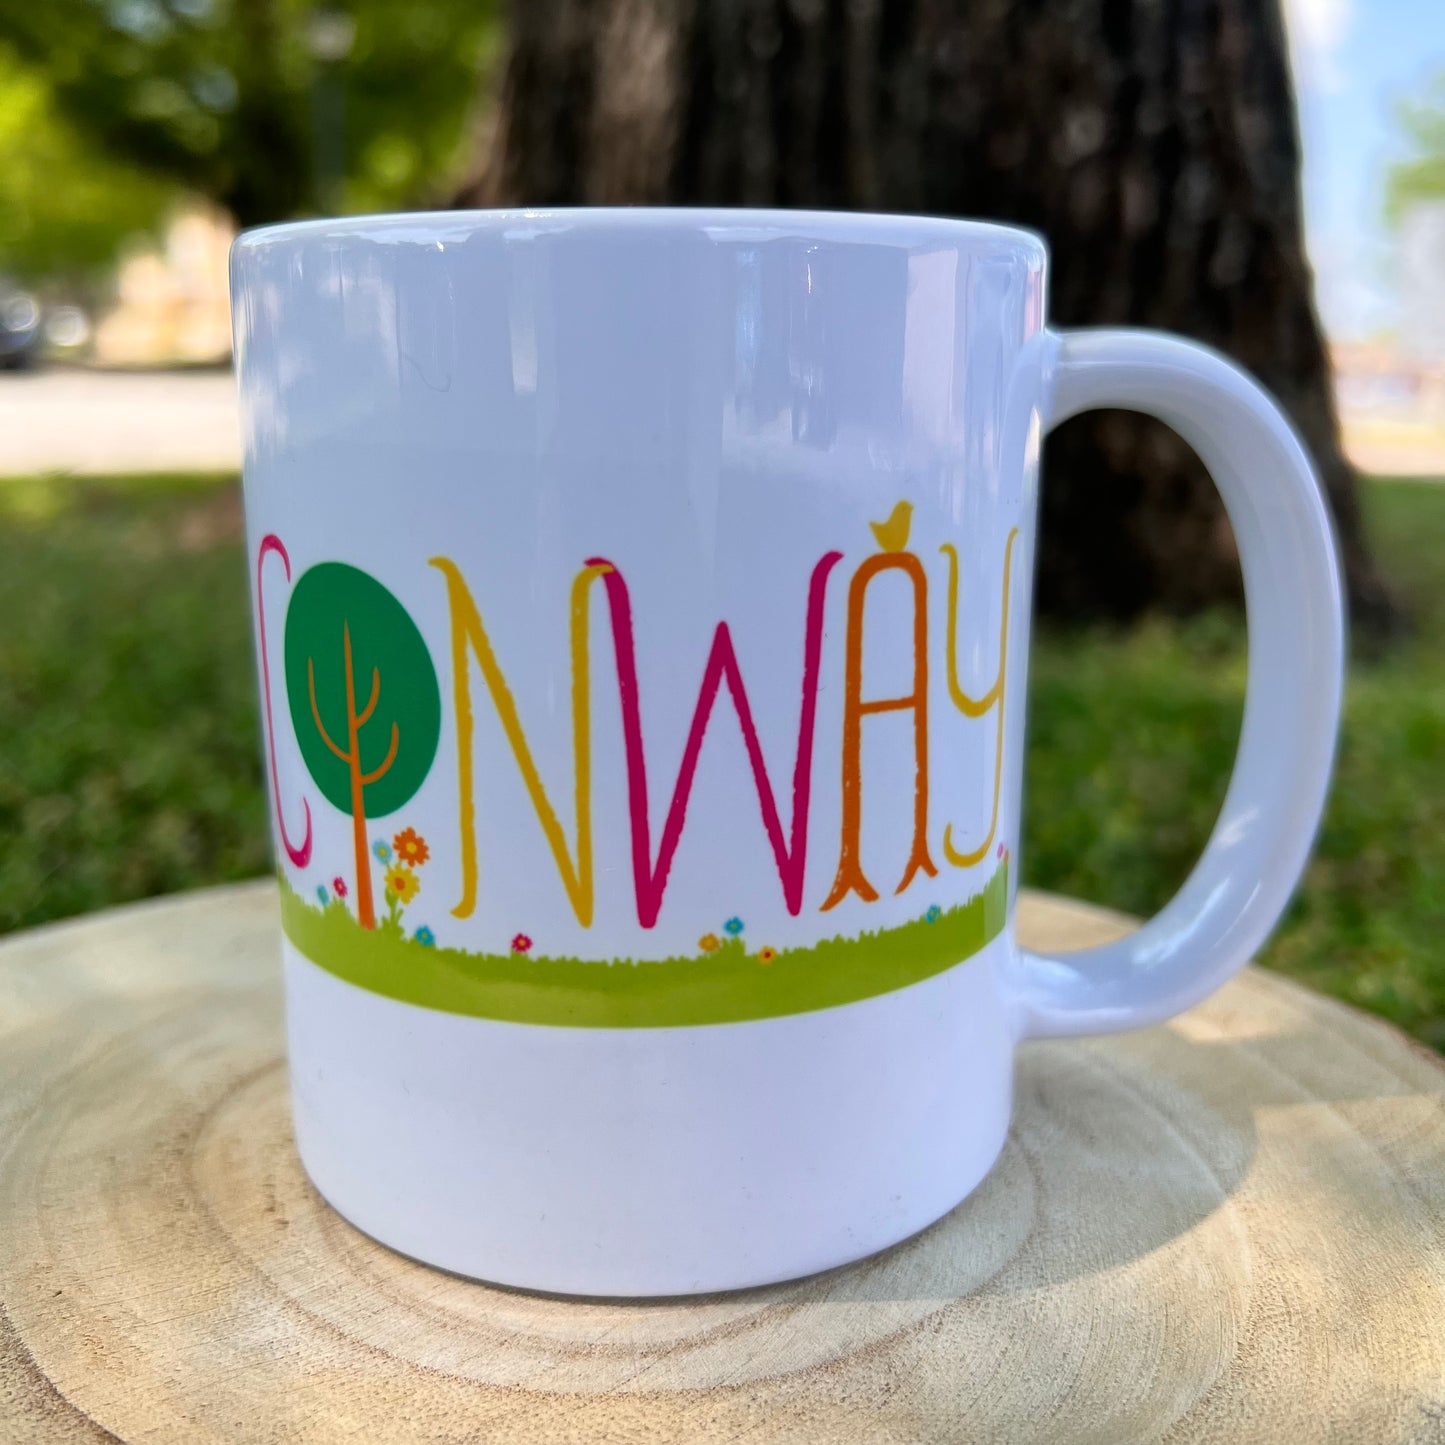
[232,206,1049,260]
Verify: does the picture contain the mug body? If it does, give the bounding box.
[231,209,1048,1295]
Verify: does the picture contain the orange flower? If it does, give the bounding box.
[394,827,430,867]
[698,933,721,953]
[385,865,420,904]
[757,946,778,964]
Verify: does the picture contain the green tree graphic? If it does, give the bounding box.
[284,563,440,929]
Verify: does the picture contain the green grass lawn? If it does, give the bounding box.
[3,472,1441,1048]
[1025,478,1445,1051]
[0,475,268,926]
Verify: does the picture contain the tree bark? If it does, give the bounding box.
[458,0,1395,631]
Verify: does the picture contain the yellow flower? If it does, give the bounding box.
[385,865,420,904]
[757,946,778,964]
[698,933,720,953]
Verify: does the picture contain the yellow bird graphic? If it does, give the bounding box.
[870,500,913,553]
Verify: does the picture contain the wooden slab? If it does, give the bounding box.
[1,882,1442,1444]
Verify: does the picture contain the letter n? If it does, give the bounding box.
[429,557,610,926]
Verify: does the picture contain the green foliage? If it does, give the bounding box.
[0,473,1441,1050]
[0,42,175,283]
[276,867,1009,1028]
[0,0,501,229]
[283,562,440,819]
[1386,71,1445,225]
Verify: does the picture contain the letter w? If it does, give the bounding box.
[429,557,611,926]
[588,552,843,928]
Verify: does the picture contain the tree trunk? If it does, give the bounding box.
[458,0,1395,631]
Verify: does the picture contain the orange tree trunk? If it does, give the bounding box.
[349,765,374,929]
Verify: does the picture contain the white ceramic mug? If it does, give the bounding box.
[231,209,1342,1296]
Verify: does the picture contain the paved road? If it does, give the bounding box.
[0,366,1439,479]
[0,368,240,476]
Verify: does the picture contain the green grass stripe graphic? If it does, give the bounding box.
[279,863,1010,1027]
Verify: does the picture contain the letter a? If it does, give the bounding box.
[821,532,938,912]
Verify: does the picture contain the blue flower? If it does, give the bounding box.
[925,904,941,924]
[413,925,436,948]
[316,885,329,906]
[724,916,744,936]
[373,839,393,864]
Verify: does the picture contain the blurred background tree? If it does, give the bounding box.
[1387,70,1445,222]
[0,0,501,244]
[460,0,1396,632]
[0,42,175,286]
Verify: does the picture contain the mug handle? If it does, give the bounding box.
[1010,328,1345,1038]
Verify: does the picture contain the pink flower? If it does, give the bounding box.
[511,933,533,955]
[996,842,1005,859]
[333,876,348,898]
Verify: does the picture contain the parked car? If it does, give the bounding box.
[0,280,43,369]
